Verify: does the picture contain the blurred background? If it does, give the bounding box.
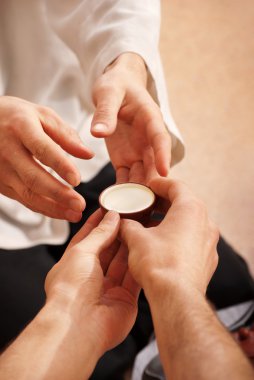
[160,0,254,274]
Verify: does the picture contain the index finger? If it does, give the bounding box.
[149,178,197,222]
[150,177,193,204]
[67,209,103,248]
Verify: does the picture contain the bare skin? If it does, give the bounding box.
[91,52,171,183]
[0,96,93,221]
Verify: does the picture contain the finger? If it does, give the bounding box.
[38,106,94,159]
[16,116,82,187]
[0,164,82,220]
[129,161,145,184]
[77,211,120,253]
[120,218,144,248]
[117,85,171,176]
[11,146,85,212]
[149,178,192,204]
[105,243,129,286]
[150,178,197,228]
[116,167,129,183]
[23,195,83,222]
[99,239,121,275]
[132,100,171,177]
[91,82,125,137]
[143,147,159,185]
[1,181,82,222]
[68,209,104,248]
[146,122,171,177]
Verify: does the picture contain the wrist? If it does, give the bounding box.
[43,297,104,368]
[105,52,147,87]
[143,269,204,306]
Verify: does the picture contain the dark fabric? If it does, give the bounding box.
[0,245,55,350]
[207,237,254,309]
[90,336,137,380]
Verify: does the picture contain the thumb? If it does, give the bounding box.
[120,219,144,248]
[91,83,125,137]
[77,211,120,254]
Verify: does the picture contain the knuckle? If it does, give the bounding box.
[94,104,112,121]
[8,113,30,133]
[33,143,48,162]
[23,170,38,190]
[0,144,12,162]
[21,187,34,203]
[93,225,107,236]
[139,101,162,121]
[190,198,207,214]
[51,156,64,173]
[178,196,206,215]
[94,79,112,94]
[49,186,62,200]
[67,127,79,139]
[151,131,164,148]
[93,80,120,106]
[37,105,56,117]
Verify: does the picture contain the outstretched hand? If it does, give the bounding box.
[0,96,94,221]
[91,53,171,184]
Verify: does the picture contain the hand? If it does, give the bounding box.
[120,178,219,295]
[0,96,94,221]
[91,53,171,184]
[45,210,140,354]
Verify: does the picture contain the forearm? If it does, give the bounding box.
[0,302,100,380]
[145,277,254,380]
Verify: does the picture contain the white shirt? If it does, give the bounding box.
[0,0,184,249]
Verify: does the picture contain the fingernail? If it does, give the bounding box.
[69,198,85,212]
[92,123,107,133]
[65,210,82,222]
[66,172,80,187]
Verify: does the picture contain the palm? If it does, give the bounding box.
[106,119,148,169]
[105,89,171,182]
[97,281,138,350]
[93,242,140,351]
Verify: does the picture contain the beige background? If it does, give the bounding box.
[160,0,254,274]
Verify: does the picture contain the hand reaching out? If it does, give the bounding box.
[91,53,171,184]
[0,96,94,221]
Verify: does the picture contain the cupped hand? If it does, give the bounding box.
[120,178,219,295]
[45,209,140,354]
[91,53,171,184]
[0,96,94,221]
